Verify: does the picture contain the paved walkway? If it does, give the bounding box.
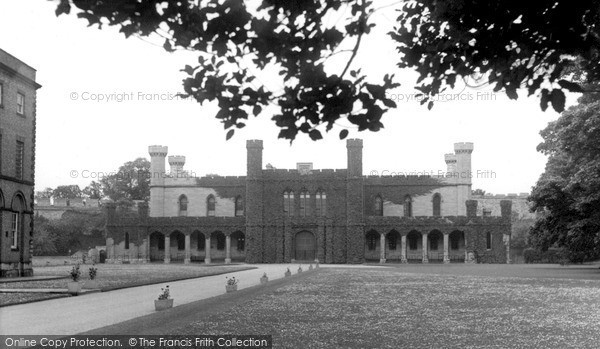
[0,264,325,335]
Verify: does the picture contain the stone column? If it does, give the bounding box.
[400,234,407,263]
[443,233,450,264]
[422,233,429,263]
[184,233,191,264]
[204,236,211,264]
[379,233,386,263]
[225,234,232,264]
[164,234,171,264]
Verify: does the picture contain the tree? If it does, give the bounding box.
[52,185,82,199]
[100,158,151,202]
[528,92,600,262]
[36,187,54,199]
[82,181,103,200]
[392,1,599,112]
[471,189,487,196]
[55,1,600,140]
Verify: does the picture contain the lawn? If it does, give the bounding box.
[93,267,600,348]
[0,263,255,307]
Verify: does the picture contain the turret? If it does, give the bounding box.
[148,145,168,217]
[444,153,457,173]
[246,140,263,179]
[148,145,168,186]
[346,139,363,178]
[168,155,185,177]
[454,142,474,184]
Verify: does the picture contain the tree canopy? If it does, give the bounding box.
[52,185,82,199]
[99,157,151,202]
[55,1,600,140]
[528,91,600,262]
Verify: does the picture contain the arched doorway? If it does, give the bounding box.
[170,231,185,262]
[449,230,466,262]
[149,231,165,262]
[231,231,246,262]
[406,230,422,262]
[191,230,205,262]
[428,230,444,262]
[364,230,380,261]
[294,231,316,261]
[386,230,401,261]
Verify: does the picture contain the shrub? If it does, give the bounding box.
[69,264,81,282]
[158,285,170,300]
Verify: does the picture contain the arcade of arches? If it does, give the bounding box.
[365,229,466,263]
[145,230,245,264]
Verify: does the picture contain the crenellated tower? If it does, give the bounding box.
[346,139,364,263]
[245,140,264,263]
[148,145,168,217]
[454,142,473,215]
[168,155,185,176]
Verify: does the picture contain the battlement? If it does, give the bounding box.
[346,138,363,148]
[444,154,457,163]
[246,139,263,149]
[148,145,168,157]
[168,155,185,165]
[454,142,474,154]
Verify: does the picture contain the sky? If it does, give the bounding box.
[0,0,571,195]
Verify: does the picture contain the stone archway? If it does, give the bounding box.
[149,231,165,262]
[294,231,316,261]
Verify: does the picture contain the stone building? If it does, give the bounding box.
[106,139,512,264]
[0,49,41,277]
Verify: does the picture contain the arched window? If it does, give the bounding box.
[235,196,244,216]
[178,195,188,216]
[374,195,383,216]
[404,195,413,217]
[283,190,294,217]
[315,190,326,216]
[207,195,216,216]
[300,189,309,216]
[10,194,25,250]
[486,231,492,250]
[432,193,441,217]
[125,232,130,249]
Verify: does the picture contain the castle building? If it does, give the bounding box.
[0,49,41,277]
[105,140,512,264]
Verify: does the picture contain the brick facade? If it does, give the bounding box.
[0,49,41,277]
[105,140,512,264]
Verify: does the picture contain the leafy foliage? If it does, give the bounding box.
[33,211,105,256]
[55,0,399,141]
[528,92,600,262]
[99,158,150,202]
[52,185,82,199]
[392,1,600,113]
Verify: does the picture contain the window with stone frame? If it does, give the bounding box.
[11,212,19,249]
[283,190,294,216]
[207,195,216,216]
[404,195,413,217]
[432,193,441,216]
[315,190,326,216]
[483,208,492,217]
[17,92,25,115]
[178,195,188,216]
[374,195,383,216]
[299,189,309,216]
[486,231,492,250]
[125,232,130,249]
[235,195,244,216]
